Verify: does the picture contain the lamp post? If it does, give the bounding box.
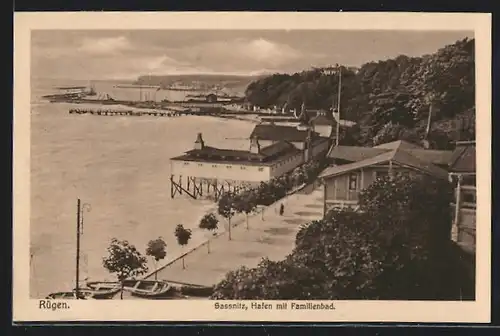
[75,200,91,299]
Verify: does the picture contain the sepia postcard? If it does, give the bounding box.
[13,12,491,323]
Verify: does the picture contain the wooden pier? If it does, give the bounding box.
[68,108,217,118]
[170,175,256,201]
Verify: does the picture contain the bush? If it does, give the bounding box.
[211,174,465,301]
[358,174,454,255]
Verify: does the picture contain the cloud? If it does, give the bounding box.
[31,34,324,79]
[168,38,307,71]
[77,36,131,55]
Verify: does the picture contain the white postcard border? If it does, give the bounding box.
[13,11,492,323]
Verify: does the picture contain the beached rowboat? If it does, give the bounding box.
[83,282,121,299]
[122,280,173,299]
[45,290,95,300]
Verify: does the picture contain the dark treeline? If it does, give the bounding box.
[244,38,475,149]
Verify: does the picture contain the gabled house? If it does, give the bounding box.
[448,140,476,254]
[319,140,452,214]
[249,123,331,161]
[170,133,304,183]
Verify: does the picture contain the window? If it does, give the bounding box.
[183,162,190,166]
[258,167,264,172]
[226,166,232,169]
[375,171,389,180]
[240,166,246,170]
[397,171,410,178]
[198,163,203,167]
[212,164,218,168]
[462,190,476,204]
[462,175,476,186]
[349,173,358,191]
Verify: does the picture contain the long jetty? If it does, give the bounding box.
[68,108,216,117]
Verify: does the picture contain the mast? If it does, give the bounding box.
[335,64,342,147]
[76,199,81,298]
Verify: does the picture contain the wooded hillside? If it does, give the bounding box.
[244,38,475,149]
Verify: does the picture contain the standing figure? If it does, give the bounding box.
[279,203,285,216]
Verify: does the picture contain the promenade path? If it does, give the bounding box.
[146,186,325,287]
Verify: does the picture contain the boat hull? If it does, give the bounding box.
[46,291,94,300]
[122,280,174,299]
[91,289,120,300]
[85,281,121,299]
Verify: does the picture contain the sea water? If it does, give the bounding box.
[29,78,254,298]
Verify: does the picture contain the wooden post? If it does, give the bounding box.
[323,180,327,217]
[347,176,351,201]
[333,178,337,203]
[170,175,174,198]
[336,65,342,147]
[452,175,462,242]
[75,199,81,299]
[360,168,364,190]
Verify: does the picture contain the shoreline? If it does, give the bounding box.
[30,101,260,298]
[31,97,308,296]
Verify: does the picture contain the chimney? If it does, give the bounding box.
[194,133,205,150]
[250,136,261,154]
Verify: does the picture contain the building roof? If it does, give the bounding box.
[171,140,301,166]
[319,147,450,180]
[310,114,335,126]
[260,140,297,157]
[374,140,423,150]
[404,149,454,166]
[327,146,391,162]
[249,124,318,142]
[449,141,476,173]
[390,148,450,179]
[328,141,452,166]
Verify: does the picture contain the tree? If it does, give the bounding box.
[243,38,475,149]
[102,238,148,299]
[199,213,219,253]
[145,237,167,280]
[232,194,256,230]
[357,174,457,299]
[358,174,453,254]
[217,193,236,240]
[174,224,192,269]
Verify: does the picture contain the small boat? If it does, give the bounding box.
[122,280,173,299]
[86,281,120,291]
[83,282,121,299]
[45,290,95,300]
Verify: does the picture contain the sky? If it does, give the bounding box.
[31,30,473,80]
